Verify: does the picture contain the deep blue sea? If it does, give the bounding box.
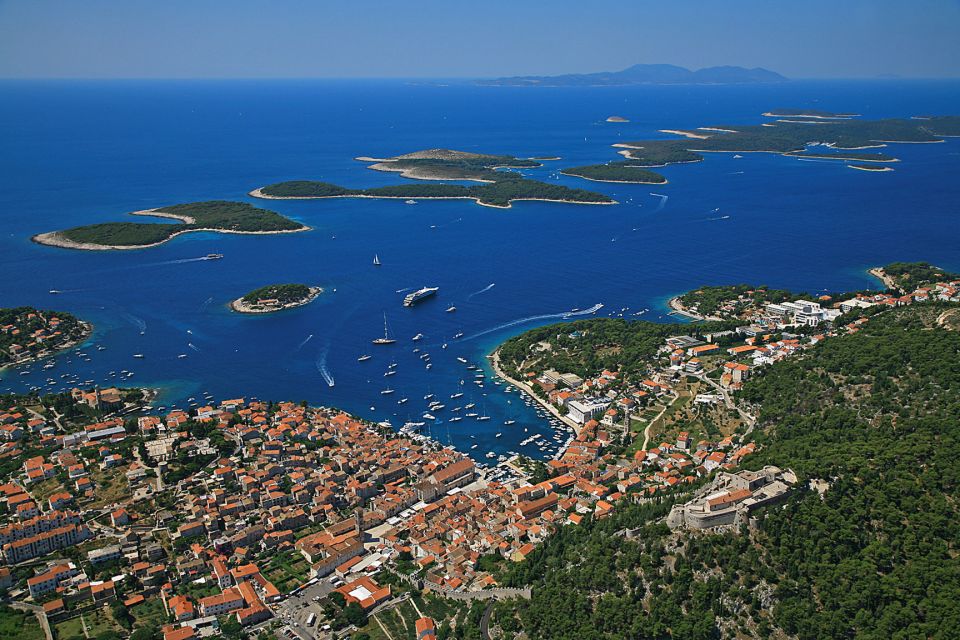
[2,79,959,460]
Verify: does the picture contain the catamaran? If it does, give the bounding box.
[372,312,396,345]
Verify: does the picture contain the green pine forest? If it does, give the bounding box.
[481,303,960,640]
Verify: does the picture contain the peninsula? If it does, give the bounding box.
[230,284,323,314]
[613,111,960,170]
[252,149,615,209]
[489,271,960,639]
[0,306,92,366]
[560,162,667,184]
[33,201,308,251]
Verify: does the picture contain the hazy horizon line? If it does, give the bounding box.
[2,75,959,82]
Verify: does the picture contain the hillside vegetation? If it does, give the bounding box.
[56,201,305,247]
[491,304,960,640]
[256,149,613,208]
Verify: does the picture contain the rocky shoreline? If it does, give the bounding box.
[229,287,323,314]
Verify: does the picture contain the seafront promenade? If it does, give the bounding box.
[489,349,582,434]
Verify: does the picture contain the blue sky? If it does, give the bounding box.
[1,0,958,79]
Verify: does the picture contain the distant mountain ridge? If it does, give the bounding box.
[479,63,787,86]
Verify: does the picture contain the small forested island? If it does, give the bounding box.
[230,283,322,313]
[560,162,668,184]
[848,162,894,172]
[252,149,615,209]
[785,150,898,162]
[1,307,92,366]
[33,201,308,250]
[762,108,859,119]
[613,111,960,169]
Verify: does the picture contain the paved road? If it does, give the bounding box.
[480,601,494,640]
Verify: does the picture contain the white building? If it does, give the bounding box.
[566,398,610,424]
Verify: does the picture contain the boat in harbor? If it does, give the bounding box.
[403,286,439,307]
[380,387,395,395]
[456,357,467,364]
[372,312,396,345]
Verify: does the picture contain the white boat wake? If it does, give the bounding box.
[467,283,496,300]
[315,347,335,387]
[650,193,669,212]
[142,256,218,269]
[187,342,201,352]
[123,314,147,333]
[296,334,314,351]
[461,304,603,342]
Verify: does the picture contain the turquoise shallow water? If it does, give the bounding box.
[2,79,959,460]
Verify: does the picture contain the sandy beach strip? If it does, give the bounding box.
[659,129,710,139]
[762,112,858,119]
[129,207,195,223]
[848,165,894,172]
[868,267,898,291]
[666,296,705,320]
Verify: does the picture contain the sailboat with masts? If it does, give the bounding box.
[373,254,381,266]
[372,312,396,345]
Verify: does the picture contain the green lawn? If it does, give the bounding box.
[262,550,310,593]
[83,607,120,637]
[53,616,86,640]
[131,598,168,629]
[358,618,391,640]
[179,579,220,600]
[0,607,45,640]
[376,607,411,640]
